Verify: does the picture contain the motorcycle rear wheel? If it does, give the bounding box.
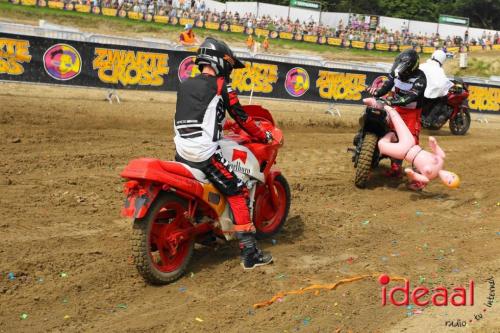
[132,193,194,285]
[449,108,471,135]
[355,133,377,188]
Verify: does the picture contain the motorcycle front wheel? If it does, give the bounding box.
[354,133,378,188]
[254,174,291,239]
[449,107,471,135]
[132,193,194,285]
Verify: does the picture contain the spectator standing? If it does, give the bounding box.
[262,36,269,52]
[246,34,255,51]
[179,24,200,46]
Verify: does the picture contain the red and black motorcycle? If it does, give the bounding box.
[120,105,290,285]
[421,79,471,135]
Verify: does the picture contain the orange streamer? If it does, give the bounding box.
[253,274,407,309]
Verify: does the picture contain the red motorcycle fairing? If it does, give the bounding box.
[224,105,283,176]
[448,87,469,118]
[120,159,205,218]
[122,180,161,219]
[122,105,282,219]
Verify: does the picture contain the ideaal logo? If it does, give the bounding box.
[43,44,82,81]
[316,70,366,101]
[379,274,475,307]
[379,274,496,328]
[231,62,278,94]
[93,48,169,86]
[178,56,200,82]
[0,38,32,75]
[285,67,310,97]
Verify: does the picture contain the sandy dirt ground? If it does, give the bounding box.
[0,82,499,333]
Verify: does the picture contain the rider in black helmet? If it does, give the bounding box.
[174,37,273,270]
[368,49,427,190]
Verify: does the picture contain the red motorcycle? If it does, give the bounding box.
[421,79,471,135]
[120,105,290,285]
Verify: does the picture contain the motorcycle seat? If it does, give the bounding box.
[158,161,209,184]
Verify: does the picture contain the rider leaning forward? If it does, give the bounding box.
[173,37,274,270]
[368,49,427,190]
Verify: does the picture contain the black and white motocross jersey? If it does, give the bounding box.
[376,69,427,109]
[174,75,228,163]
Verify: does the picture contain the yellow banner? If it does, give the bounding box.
[303,35,318,43]
[47,1,64,9]
[468,85,500,112]
[93,48,169,86]
[469,45,483,52]
[179,18,195,26]
[375,43,389,51]
[279,32,293,40]
[447,47,459,53]
[351,41,366,49]
[20,0,36,5]
[128,12,143,20]
[231,62,278,94]
[492,44,500,51]
[230,25,245,33]
[75,4,91,13]
[316,71,366,101]
[399,45,412,51]
[0,38,32,75]
[327,38,342,46]
[422,46,435,54]
[102,8,117,17]
[154,15,169,24]
[205,22,220,30]
[255,28,269,37]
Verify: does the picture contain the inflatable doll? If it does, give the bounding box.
[364,97,460,190]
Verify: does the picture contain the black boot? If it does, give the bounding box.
[236,232,273,270]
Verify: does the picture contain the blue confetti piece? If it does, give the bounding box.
[179,287,187,292]
[7,272,15,281]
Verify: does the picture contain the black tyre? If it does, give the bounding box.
[449,107,471,135]
[132,193,194,285]
[355,133,377,188]
[254,174,291,239]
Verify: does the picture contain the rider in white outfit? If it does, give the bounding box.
[420,50,454,126]
[420,50,453,99]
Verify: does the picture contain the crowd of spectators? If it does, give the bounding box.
[55,0,500,47]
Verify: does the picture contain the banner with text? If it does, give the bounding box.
[0,32,498,113]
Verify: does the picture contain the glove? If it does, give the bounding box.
[368,86,379,96]
[380,96,393,106]
[263,131,273,144]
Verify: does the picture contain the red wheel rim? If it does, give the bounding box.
[149,202,191,273]
[254,180,287,234]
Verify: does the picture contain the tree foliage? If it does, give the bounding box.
[226,0,499,30]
